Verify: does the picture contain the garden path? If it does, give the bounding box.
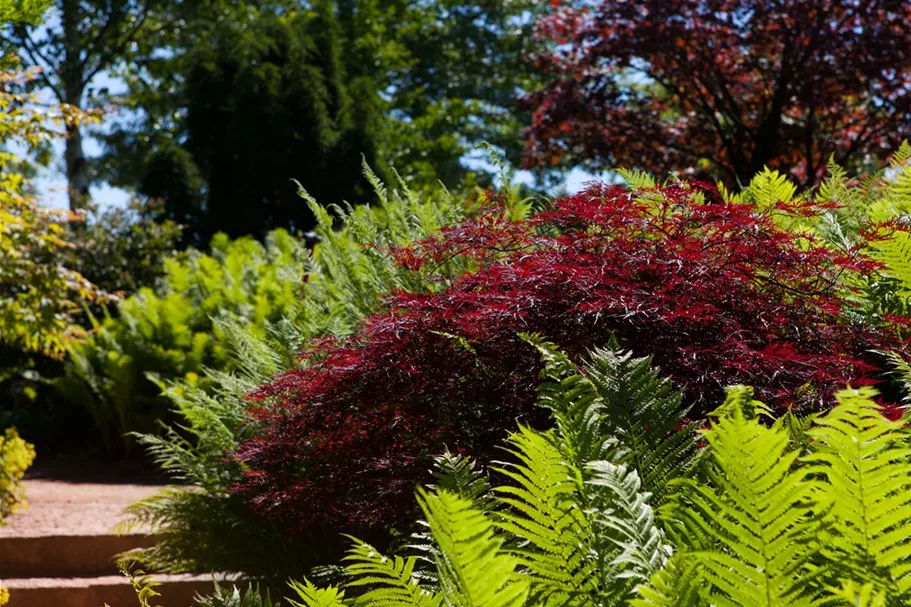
[1,464,227,606]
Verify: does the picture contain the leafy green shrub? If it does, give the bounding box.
[0,58,100,359]
[291,341,911,606]
[120,171,508,576]
[69,198,182,296]
[0,426,36,523]
[1,198,180,453]
[53,228,307,453]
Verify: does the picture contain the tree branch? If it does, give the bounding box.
[81,2,152,88]
[10,28,64,100]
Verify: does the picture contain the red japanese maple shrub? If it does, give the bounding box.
[234,182,907,535]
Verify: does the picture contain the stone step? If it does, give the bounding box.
[0,533,156,578]
[1,573,230,607]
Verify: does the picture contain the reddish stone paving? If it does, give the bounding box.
[2,478,160,537]
[0,467,225,607]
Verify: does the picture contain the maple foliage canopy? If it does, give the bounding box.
[233,183,907,536]
[524,1,911,186]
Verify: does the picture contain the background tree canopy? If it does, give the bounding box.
[139,6,382,244]
[524,0,911,187]
[89,0,542,245]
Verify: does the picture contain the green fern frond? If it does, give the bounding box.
[581,347,697,504]
[819,157,850,204]
[418,488,529,607]
[717,181,738,203]
[494,426,596,606]
[288,579,348,607]
[869,141,911,220]
[194,584,278,607]
[630,554,706,607]
[617,168,658,191]
[829,581,888,607]
[869,230,911,301]
[524,335,618,467]
[886,163,911,216]
[585,460,672,583]
[342,540,442,607]
[496,424,670,605]
[525,336,696,504]
[806,388,911,596]
[430,450,493,509]
[675,403,826,606]
[117,564,162,607]
[770,406,820,452]
[362,158,388,205]
[890,141,911,170]
[745,167,798,208]
[406,450,494,587]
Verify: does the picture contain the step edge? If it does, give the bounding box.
[1,573,242,588]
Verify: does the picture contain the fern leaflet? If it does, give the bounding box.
[806,388,911,596]
[419,488,529,607]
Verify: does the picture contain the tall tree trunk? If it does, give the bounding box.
[64,116,89,211]
[62,0,89,210]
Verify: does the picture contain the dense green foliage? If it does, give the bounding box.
[52,228,306,452]
[2,0,155,209]
[5,0,543,241]
[1,193,180,453]
[69,199,181,296]
[289,344,911,606]
[0,58,99,358]
[138,6,384,244]
[0,426,35,523]
[94,0,542,243]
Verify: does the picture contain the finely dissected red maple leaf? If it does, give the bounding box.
[233,182,908,536]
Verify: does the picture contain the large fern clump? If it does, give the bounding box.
[121,168,493,577]
[766,141,911,324]
[235,174,909,537]
[287,344,911,607]
[51,228,307,453]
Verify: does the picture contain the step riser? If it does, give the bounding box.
[0,535,155,578]
[4,579,218,607]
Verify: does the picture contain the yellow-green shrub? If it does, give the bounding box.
[0,426,36,523]
[52,229,307,453]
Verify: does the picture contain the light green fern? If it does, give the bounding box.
[420,489,529,607]
[829,581,888,607]
[288,580,348,607]
[629,554,706,607]
[806,388,911,597]
[617,168,658,191]
[495,340,678,605]
[741,167,798,207]
[526,336,696,504]
[672,397,826,607]
[495,427,599,607]
[869,230,911,300]
[342,540,442,607]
